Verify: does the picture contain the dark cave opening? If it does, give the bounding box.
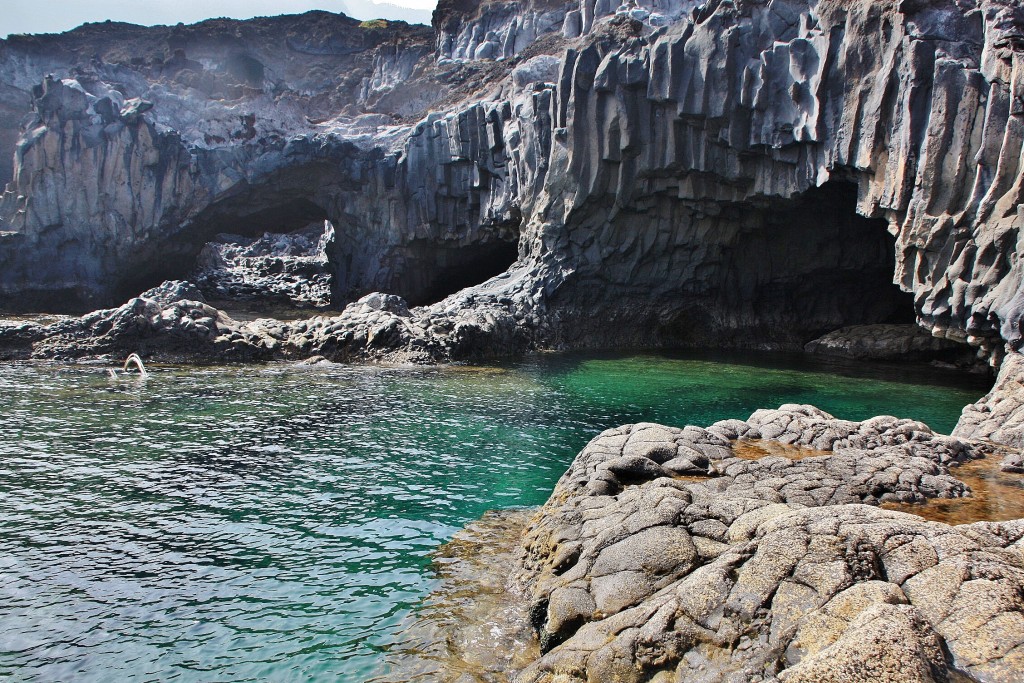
[198,198,331,239]
[717,179,918,343]
[117,182,522,313]
[556,179,920,351]
[398,239,521,307]
[331,236,521,308]
[114,198,332,304]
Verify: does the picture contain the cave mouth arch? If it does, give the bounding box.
[549,179,919,350]
[115,182,523,313]
[375,238,522,308]
[716,179,919,342]
[113,197,332,305]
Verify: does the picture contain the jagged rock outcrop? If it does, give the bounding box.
[512,405,1024,682]
[192,221,334,307]
[433,0,702,61]
[0,278,533,363]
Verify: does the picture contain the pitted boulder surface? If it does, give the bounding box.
[513,406,1024,683]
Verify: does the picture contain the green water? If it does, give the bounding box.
[0,351,988,681]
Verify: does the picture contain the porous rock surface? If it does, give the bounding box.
[513,405,1024,682]
[0,0,1022,363]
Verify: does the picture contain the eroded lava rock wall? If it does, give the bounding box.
[0,0,1022,359]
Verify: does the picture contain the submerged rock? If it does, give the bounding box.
[511,405,1024,682]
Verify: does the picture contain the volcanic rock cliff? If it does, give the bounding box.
[0,0,1018,353]
[3,4,1024,681]
[0,0,1022,365]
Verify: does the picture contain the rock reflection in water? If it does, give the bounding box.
[373,508,539,683]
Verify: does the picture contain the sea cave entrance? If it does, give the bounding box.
[118,187,522,314]
[556,178,921,350]
[376,238,522,307]
[191,218,335,311]
[113,196,335,310]
[714,179,918,343]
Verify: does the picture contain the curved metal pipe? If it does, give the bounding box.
[123,353,149,378]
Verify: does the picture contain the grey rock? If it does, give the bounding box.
[192,221,333,308]
[956,352,1024,448]
[804,324,964,362]
[140,280,207,306]
[512,406,1024,683]
[118,97,153,123]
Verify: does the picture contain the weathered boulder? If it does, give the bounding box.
[512,405,1024,682]
[140,280,207,306]
[957,352,1024,450]
[805,324,965,362]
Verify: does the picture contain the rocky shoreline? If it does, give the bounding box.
[0,279,533,364]
[0,277,989,370]
[444,403,1021,683]
[381,390,1024,683]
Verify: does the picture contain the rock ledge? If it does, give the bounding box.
[512,405,1024,682]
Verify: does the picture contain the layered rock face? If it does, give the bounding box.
[513,406,1024,682]
[0,12,520,311]
[0,0,1022,363]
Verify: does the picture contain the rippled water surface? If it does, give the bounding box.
[0,352,989,681]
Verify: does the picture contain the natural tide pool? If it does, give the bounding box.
[0,351,990,682]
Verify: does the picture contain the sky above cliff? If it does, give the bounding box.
[0,1,438,38]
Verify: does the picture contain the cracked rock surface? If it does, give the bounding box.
[512,405,1024,682]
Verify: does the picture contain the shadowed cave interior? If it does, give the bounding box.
[724,179,918,337]
[552,179,918,349]
[115,189,522,312]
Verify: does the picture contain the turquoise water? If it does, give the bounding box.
[0,352,988,681]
